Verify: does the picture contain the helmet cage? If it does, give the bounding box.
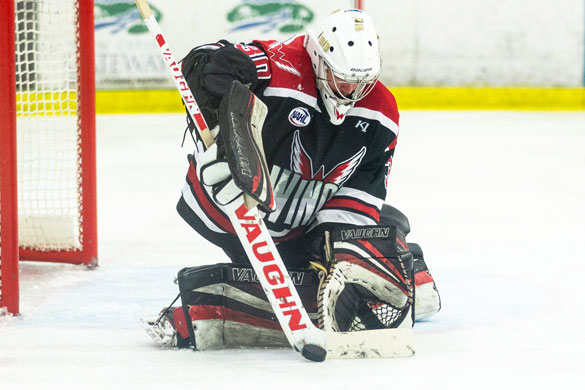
[316,60,379,106]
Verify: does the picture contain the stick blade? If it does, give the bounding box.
[325,328,415,359]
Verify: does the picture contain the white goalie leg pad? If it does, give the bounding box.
[410,243,441,320]
[192,319,290,350]
[415,283,441,320]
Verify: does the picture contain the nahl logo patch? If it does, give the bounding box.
[288,107,311,127]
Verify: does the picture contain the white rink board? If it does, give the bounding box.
[95,0,356,88]
[94,0,585,88]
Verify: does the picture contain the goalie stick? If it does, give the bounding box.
[133,0,415,361]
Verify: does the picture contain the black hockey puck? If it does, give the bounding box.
[301,344,327,362]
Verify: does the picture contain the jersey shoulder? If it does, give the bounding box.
[352,81,400,132]
[252,35,317,98]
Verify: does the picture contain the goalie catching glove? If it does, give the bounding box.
[181,41,259,130]
[193,80,274,212]
[315,225,414,331]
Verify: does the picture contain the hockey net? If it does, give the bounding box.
[0,0,97,315]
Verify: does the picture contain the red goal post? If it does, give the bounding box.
[0,0,97,315]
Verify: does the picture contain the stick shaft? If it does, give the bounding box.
[134,1,214,148]
[134,0,152,19]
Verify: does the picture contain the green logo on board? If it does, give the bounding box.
[227,1,314,34]
[95,1,162,34]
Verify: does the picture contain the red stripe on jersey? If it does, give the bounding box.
[187,161,235,234]
[253,36,317,97]
[355,81,400,127]
[323,198,380,222]
[273,226,304,242]
[358,239,407,285]
[188,305,282,331]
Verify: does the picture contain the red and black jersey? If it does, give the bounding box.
[178,35,399,251]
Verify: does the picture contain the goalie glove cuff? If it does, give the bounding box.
[195,143,244,207]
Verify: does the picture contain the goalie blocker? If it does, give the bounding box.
[190,80,274,212]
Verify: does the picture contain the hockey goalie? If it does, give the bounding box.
[144,9,441,351]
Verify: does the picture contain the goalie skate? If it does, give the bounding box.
[142,315,177,348]
[142,306,191,348]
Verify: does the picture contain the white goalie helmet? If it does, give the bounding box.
[305,9,381,125]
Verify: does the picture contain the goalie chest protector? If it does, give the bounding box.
[237,36,400,239]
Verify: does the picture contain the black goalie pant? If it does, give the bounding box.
[177,197,411,268]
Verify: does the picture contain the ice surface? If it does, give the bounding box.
[1,111,584,389]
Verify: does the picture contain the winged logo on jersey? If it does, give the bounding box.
[267,40,301,76]
[290,130,366,187]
